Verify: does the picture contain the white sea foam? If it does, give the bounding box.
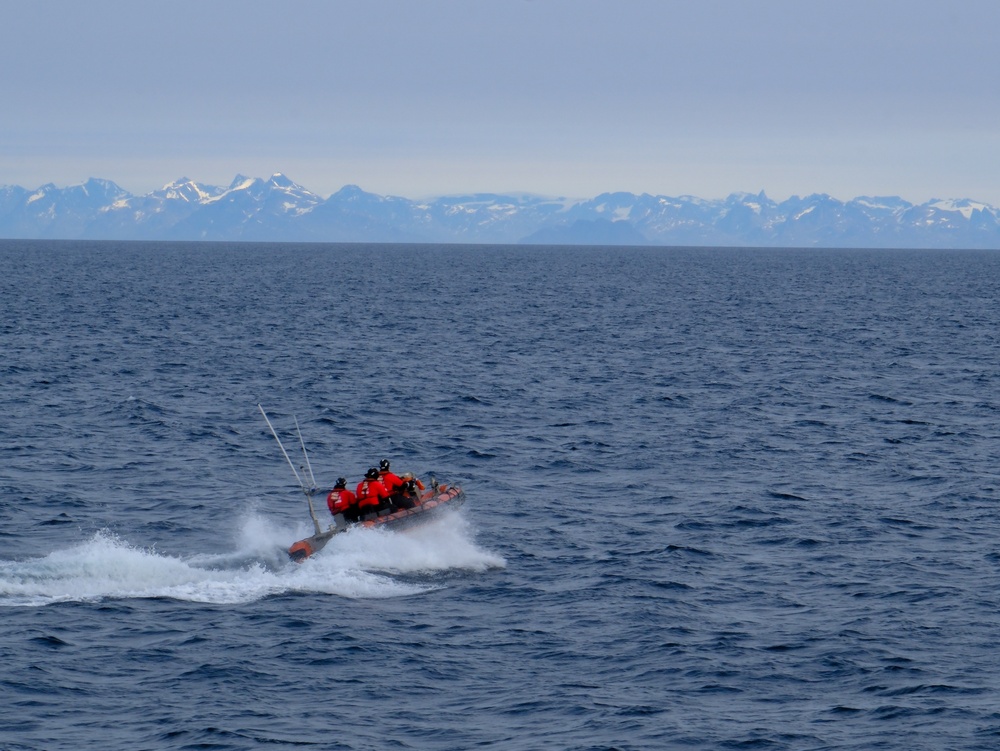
[310,511,508,583]
[0,512,505,608]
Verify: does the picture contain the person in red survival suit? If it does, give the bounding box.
[356,467,388,520]
[378,458,404,511]
[327,477,360,524]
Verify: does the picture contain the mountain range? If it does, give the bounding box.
[2,173,999,248]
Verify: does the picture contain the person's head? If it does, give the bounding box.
[379,458,391,471]
[401,472,414,480]
[365,467,380,480]
[334,477,347,490]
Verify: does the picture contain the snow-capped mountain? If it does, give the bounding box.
[1,174,999,248]
[86,173,324,241]
[3,178,131,238]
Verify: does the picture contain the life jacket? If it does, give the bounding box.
[356,479,387,509]
[379,471,404,494]
[327,488,356,515]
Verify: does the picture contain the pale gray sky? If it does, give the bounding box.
[2,0,998,203]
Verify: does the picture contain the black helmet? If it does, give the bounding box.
[334,477,346,489]
[365,467,380,480]
[379,459,391,470]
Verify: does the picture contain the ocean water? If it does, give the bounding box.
[1,240,999,751]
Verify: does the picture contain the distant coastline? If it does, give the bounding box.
[3,173,999,248]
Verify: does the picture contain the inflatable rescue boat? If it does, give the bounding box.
[257,404,467,564]
[288,483,465,562]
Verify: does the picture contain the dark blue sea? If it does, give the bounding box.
[2,240,999,751]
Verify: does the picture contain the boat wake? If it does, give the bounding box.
[0,513,505,607]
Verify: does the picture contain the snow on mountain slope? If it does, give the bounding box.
[2,175,999,247]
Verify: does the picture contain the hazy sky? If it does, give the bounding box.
[3,0,998,203]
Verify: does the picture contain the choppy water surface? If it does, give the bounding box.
[1,241,999,750]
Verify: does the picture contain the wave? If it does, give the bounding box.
[0,513,505,608]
